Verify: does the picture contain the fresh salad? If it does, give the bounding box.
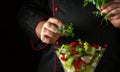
[55,39,106,72]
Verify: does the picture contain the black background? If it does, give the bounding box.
[4,0,36,72]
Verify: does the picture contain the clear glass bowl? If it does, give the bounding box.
[54,38,106,72]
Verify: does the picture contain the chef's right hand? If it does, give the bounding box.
[35,17,63,44]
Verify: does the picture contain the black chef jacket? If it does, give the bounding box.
[18,0,120,72]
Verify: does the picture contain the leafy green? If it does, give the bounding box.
[84,0,109,25]
[56,22,75,37]
[84,0,108,8]
[64,57,74,68]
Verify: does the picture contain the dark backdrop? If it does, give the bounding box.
[4,0,37,72]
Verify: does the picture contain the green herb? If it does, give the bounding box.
[56,22,75,37]
[83,0,109,25]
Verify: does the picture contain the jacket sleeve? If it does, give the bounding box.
[18,0,49,51]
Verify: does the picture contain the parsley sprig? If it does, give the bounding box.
[56,23,75,37]
[84,0,109,25]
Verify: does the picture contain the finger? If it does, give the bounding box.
[110,19,120,28]
[110,13,120,20]
[113,0,120,2]
[100,0,113,10]
[101,0,120,10]
[101,3,120,13]
[43,27,59,38]
[41,35,59,44]
[41,35,52,44]
[44,22,58,33]
[44,27,54,38]
[108,6,120,16]
[47,17,63,27]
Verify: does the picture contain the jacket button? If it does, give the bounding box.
[55,7,59,11]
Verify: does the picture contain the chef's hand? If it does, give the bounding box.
[100,0,120,28]
[35,17,63,44]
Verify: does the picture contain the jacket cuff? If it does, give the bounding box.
[31,16,49,51]
[31,40,48,51]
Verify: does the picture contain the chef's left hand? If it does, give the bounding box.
[100,0,120,28]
